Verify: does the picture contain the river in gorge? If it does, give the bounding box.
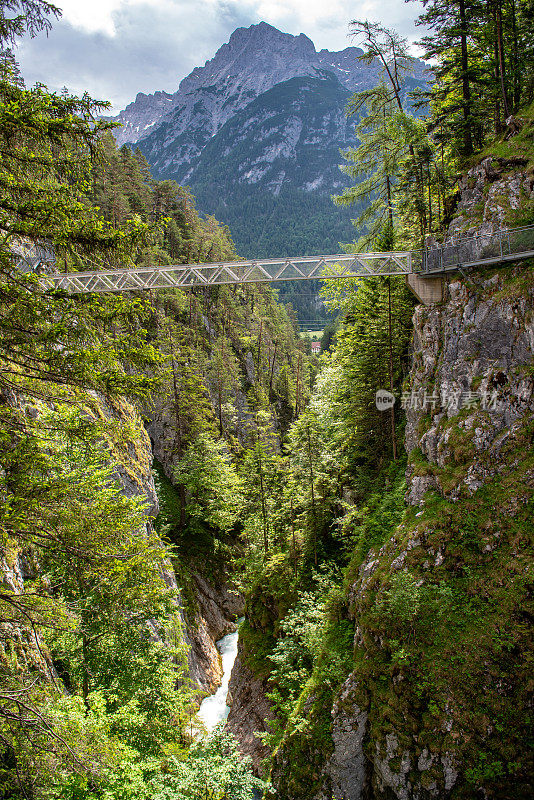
[197,617,244,732]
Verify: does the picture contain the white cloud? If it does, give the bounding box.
[216,0,424,50]
[57,0,124,35]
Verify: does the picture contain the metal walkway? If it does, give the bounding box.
[39,224,534,294]
[420,225,534,273]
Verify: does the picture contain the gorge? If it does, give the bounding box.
[142,147,534,799]
[1,2,534,799]
[197,620,243,733]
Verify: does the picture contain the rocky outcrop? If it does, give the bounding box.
[268,160,534,798]
[186,574,245,695]
[404,269,534,504]
[315,679,368,800]
[193,573,245,637]
[226,641,275,774]
[447,156,533,237]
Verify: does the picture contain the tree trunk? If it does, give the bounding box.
[386,175,393,232]
[290,496,298,577]
[495,0,510,119]
[459,0,474,156]
[168,327,187,528]
[306,424,317,566]
[387,278,397,461]
[257,443,268,556]
[269,340,278,391]
[295,353,302,417]
[427,162,433,233]
[510,0,520,108]
[257,319,263,376]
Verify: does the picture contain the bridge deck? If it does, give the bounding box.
[44,252,413,294]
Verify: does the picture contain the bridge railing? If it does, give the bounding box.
[422,224,534,272]
[8,239,56,273]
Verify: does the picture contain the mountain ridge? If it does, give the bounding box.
[112,23,428,271]
[112,22,426,149]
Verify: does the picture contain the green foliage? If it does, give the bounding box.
[3,5,532,799]
[320,321,337,352]
[267,590,327,719]
[240,412,286,558]
[41,728,262,800]
[343,459,407,568]
[92,132,238,268]
[0,48,182,792]
[376,571,423,631]
[413,0,534,160]
[0,13,271,795]
[174,432,244,533]
[320,277,414,476]
[337,22,454,248]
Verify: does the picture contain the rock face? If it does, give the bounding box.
[315,679,368,800]
[112,23,384,150]
[405,271,534,503]
[226,641,275,774]
[447,156,532,238]
[0,548,57,684]
[186,574,245,695]
[268,163,534,798]
[341,263,532,800]
[112,90,177,148]
[112,22,428,256]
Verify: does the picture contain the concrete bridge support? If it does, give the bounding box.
[406,273,445,305]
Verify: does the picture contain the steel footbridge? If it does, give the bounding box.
[16,224,534,294]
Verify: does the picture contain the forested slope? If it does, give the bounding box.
[224,10,534,800]
[0,7,310,795]
[265,178,534,800]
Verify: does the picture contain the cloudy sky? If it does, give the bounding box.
[14,0,425,112]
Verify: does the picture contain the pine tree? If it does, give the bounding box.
[334,82,401,247]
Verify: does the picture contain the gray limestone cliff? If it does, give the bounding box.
[112,23,383,150]
[266,163,534,798]
[226,641,275,774]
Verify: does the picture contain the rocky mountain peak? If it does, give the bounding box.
[110,22,428,257]
[111,23,383,147]
[226,21,315,55]
[177,22,321,98]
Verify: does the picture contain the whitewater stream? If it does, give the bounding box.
[197,617,243,732]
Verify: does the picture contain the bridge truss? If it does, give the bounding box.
[45,252,413,294]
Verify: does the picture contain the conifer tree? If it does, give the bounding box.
[412,0,534,155]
